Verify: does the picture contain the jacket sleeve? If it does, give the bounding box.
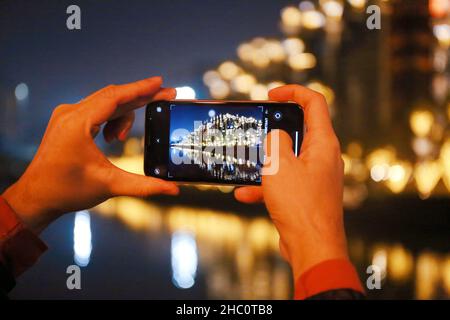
[294,259,365,300]
[0,196,47,293]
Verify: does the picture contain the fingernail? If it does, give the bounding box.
[162,184,179,195]
[168,88,177,99]
[149,76,163,84]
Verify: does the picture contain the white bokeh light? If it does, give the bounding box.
[73,210,92,267]
[171,231,198,289]
[176,86,196,99]
[15,83,29,101]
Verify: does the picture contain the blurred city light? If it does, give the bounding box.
[249,84,268,100]
[414,160,442,198]
[429,0,450,18]
[372,247,387,280]
[389,244,414,282]
[176,86,196,99]
[171,231,198,289]
[409,109,434,138]
[231,74,256,94]
[73,210,92,267]
[14,82,29,101]
[288,52,317,70]
[320,0,344,20]
[218,61,241,80]
[281,7,302,29]
[433,24,450,47]
[347,0,367,10]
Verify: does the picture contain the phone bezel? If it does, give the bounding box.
[144,100,304,186]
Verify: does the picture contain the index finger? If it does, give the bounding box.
[268,84,334,136]
[82,76,166,125]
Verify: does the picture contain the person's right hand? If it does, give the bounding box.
[2,77,179,234]
[235,85,349,282]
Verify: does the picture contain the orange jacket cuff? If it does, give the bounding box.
[0,196,47,277]
[294,259,365,299]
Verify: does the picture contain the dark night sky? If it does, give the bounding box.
[0,0,294,145]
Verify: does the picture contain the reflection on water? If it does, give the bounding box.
[169,146,261,183]
[73,210,92,267]
[171,231,198,289]
[94,197,450,300]
[95,197,289,299]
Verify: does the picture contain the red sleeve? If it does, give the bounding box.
[294,259,365,299]
[0,196,47,277]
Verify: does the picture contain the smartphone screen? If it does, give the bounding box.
[144,100,303,185]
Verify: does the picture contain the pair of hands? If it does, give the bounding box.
[2,77,348,280]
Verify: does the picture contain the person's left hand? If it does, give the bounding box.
[2,77,179,234]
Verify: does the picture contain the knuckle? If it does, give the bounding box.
[313,91,327,104]
[101,84,117,99]
[51,104,71,119]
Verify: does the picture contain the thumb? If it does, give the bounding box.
[262,130,294,177]
[107,167,179,197]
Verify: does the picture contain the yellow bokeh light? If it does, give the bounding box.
[203,70,221,86]
[320,0,344,20]
[231,74,257,94]
[282,38,305,56]
[442,256,450,296]
[263,41,286,63]
[385,162,412,194]
[347,0,366,10]
[251,50,271,68]
[250,84,268,100]
[440,138,450,191]
[409,109,434,138]
[416,252,440,299]
[109,155,144,175]
[342,153,352,175]
[209,79,231,99]
[281,6,302,29]
[288,52,317,70]
[115,197,163,232]
[447,102,450,120]
[366,147,396,169]
[237,43,254,62]
[302,10,325,29]
[218,61,241,81]
[372,246,388,280]
[388,244,414,282]
[414,160,442,198]
[267,81,286,91]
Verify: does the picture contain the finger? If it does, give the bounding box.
[115,87,175,118]
[103,111,135,143]
[265,129,294,162]
[261,129,294,177]
[102,87,175,142]
[108,167,179,197]
[269,84,334,136]
[234,186,264,203]
[153,87,177,101]
[84,77,164,125]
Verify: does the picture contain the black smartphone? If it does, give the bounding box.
[144,100,304,186]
